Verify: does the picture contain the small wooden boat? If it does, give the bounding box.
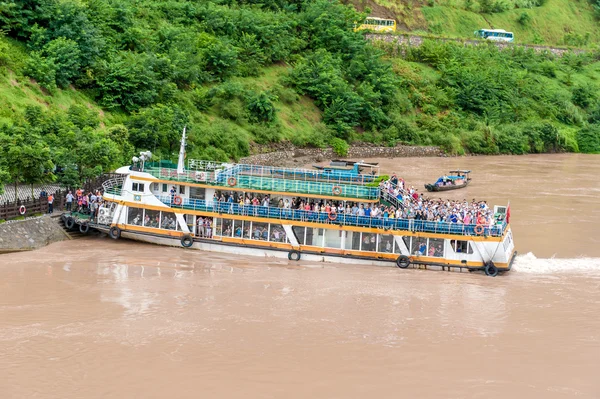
[424,170,471,192]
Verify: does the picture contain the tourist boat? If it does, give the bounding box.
[424,170,471,192]
[92,132,516,277]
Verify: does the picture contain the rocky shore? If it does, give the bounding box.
[240,144,443,167]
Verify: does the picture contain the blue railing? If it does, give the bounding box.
[157,196,507,237]
[216,164,378,185]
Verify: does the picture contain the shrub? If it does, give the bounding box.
[246,91,277,123]
[576,125,600,153]
[572,85,598,109]
[517,12,532,26]
[24,52,57,91]
[330,137,349,156]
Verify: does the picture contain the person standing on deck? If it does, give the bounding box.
[65,191,74,211]
[47,193,54,214]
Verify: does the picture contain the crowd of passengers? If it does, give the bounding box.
[380,174,498,226]
[64,188,104,220]
[208,176,497,227]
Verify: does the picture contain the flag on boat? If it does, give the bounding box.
[506,201,511,224]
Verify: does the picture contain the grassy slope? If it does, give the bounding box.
[0,35,322,146]
[359,0,600,47]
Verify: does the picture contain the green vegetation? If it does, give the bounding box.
[357,0,600,47]
[1,0,600,196]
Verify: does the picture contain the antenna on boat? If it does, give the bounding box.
[177,125,187,174]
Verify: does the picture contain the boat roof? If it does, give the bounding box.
[449,170,471,174]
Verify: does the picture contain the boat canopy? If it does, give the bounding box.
[449,170,471,174]
[435,175,464,184]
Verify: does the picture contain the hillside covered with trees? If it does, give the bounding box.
[0,0,599,195]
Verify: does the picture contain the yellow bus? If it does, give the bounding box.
[355,17,396,33]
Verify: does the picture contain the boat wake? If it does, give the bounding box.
[512,252,600,274]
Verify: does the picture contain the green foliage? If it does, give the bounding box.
[246,91,277,123]
[330,137,349,156]
[576,125,600,153]
[517,12,532,26]
[24,51,57,91]
[572,85,598,109]
[1,0,600,166]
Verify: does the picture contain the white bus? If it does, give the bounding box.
[474,29,514,43]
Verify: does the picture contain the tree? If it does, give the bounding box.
[127,104,189,155]
[0,132,54,199]
[43,37,81,88]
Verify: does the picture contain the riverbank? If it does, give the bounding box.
[0,215,68,253]
[240,143,443,166]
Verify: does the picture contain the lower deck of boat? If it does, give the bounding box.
[94,225,517,275]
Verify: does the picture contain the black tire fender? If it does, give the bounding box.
[109,226,121,240]
[181,235,194,248]
[396,255,411,269]
[79,222,90,234]
[484,261,498,277]
[288,250,301,261]
[65,216,75,229]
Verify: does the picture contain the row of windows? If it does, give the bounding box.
[127,207,177,230]
[123,209,476,256]
[363,18,395,26]
[212,219,473,257]
[214,218,289,243]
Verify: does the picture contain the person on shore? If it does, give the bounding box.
[65,191,74,211]
[47,193,54,214]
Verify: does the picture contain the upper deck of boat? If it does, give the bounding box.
[140,160,382,200]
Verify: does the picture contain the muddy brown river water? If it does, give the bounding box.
[1,154,599,398]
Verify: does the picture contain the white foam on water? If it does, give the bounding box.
[512,252,600,274]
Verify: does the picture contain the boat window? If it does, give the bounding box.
[323,228,343,248]
[132,182,144,192]
[162,184,168,193]
[361,233,377,251]
[378,235,394,253]
[189,187,205,200]
[243,222,250,239]
[144,209,160,228]
[127,207,144,226]
[345,231,361,251]
[503,232,512,251]
[221,219,234,237]
[270,224,287,242]
[213,218,222,236]
[292,226,306,245]
[411,237,428,256]
[152,183,159,192]
[179,185,185,195]
[233,219,244,238]
[252,222,269,241]
[307,227,322,246]
[428,238,444,257]
[451,240,473,254]
[160,211,177,230]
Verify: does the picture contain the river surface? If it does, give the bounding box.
[1,154,599,398]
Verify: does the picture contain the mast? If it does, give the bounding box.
[177,126,187,174]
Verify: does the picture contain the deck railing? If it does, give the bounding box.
[145,166,380,200]
[218,164,378,184]
[155,195,507,237]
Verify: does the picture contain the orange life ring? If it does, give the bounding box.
[332,186,342,196]
[19,205,26,215]
[173,196,183,205]
[227,176,237,187]
[328,211,337,221]
[474,224,485,235]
